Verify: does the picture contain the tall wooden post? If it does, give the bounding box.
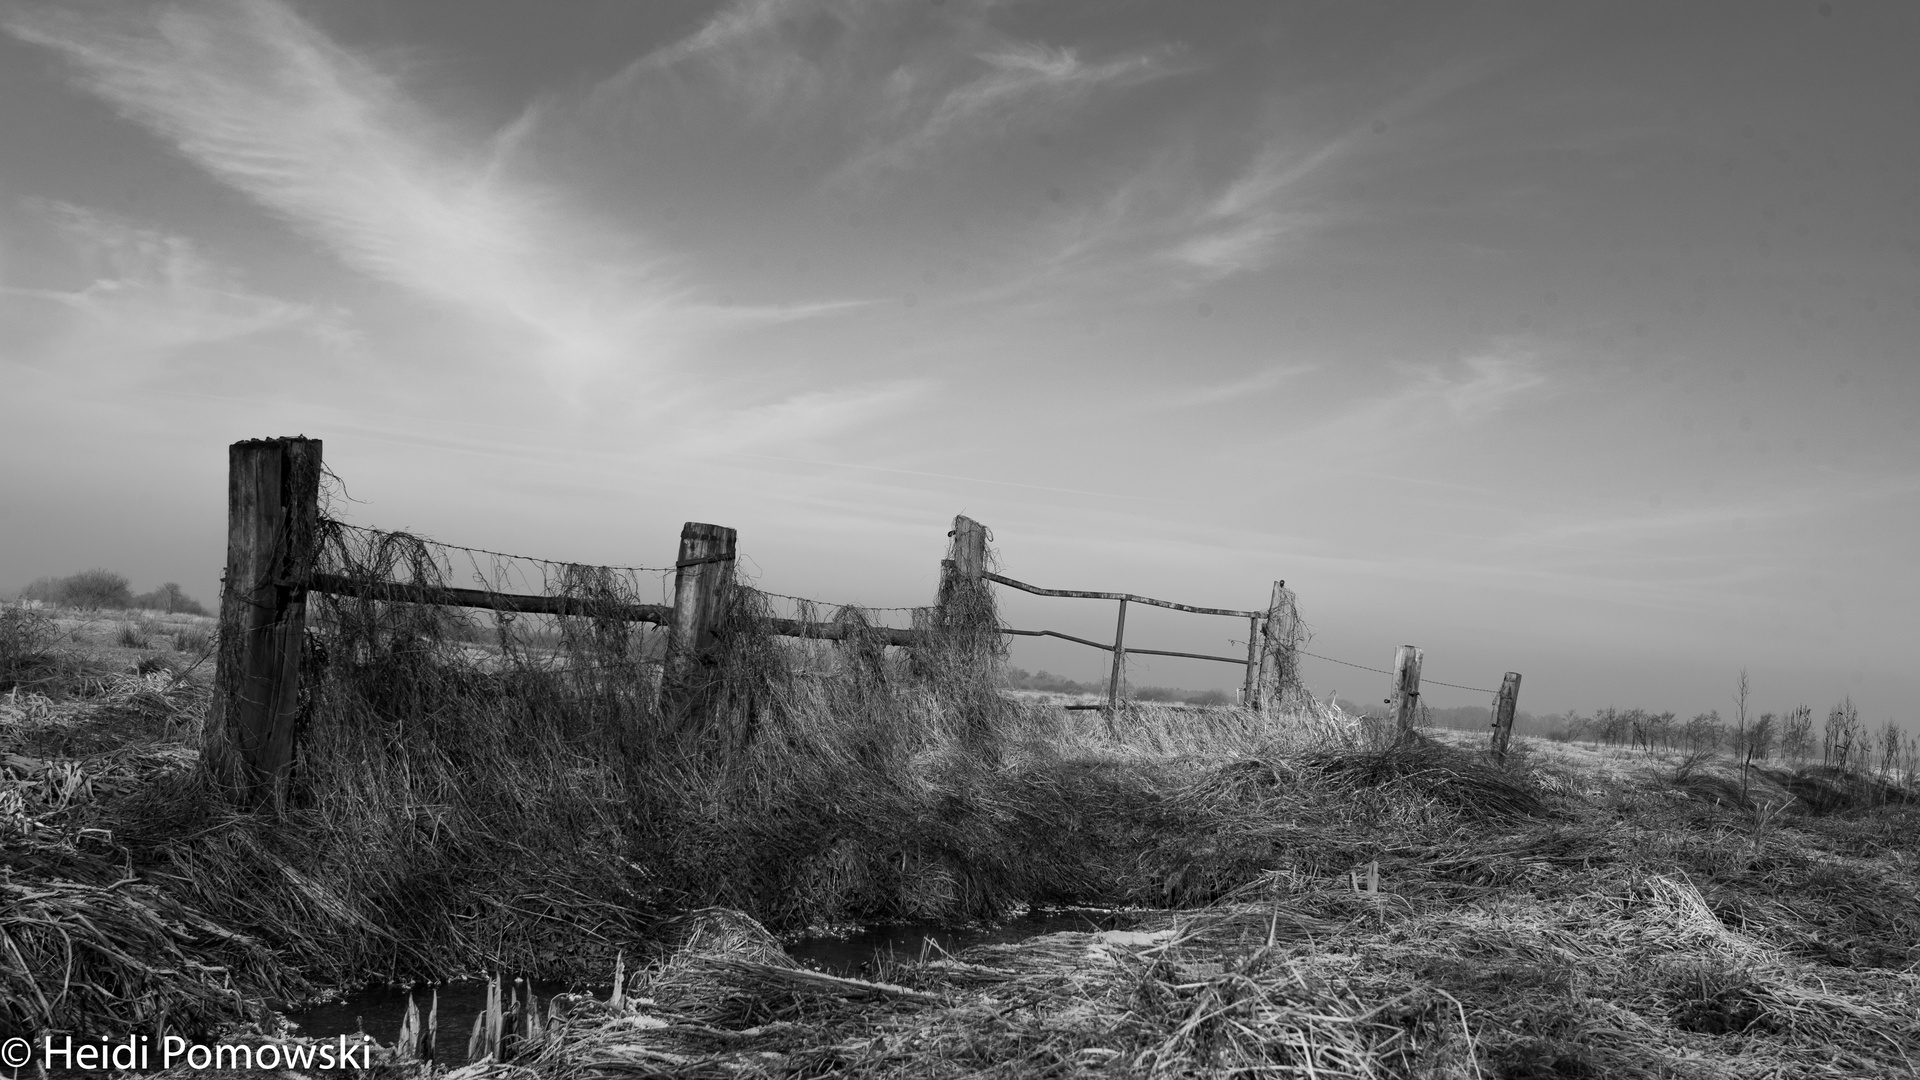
[207,436,322,810]
[1490,671,1522,762]
[1241,615,1263,710]
[1255,581,1292,714]
[661,522,737,720]
[1105,599,1128,712]
[1390,645,1424,737]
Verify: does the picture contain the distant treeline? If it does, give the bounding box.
[8,569,209,615]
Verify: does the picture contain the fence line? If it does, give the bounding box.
[1001,627,1247,666]
[209,436,1529,808]
[982,572,1266,618]
[975,538,1299,714]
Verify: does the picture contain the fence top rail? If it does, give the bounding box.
[982,571,1264,619]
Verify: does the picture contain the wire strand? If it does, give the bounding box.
[1297,649,1497,694]
[753,589,927,615]
[1424,677,1500,695]
[1297,650,1395,676]
[327,520,675,574]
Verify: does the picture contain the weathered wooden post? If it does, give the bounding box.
[1390,644,1424,737]
[1241,615,1263,710]
[1254,581,1294,714]
[660,522,737,722]
[206,436,322,810]
[931,514,992,660]
[945,516,987,592]
[1490,671,1522,762]
[1105,599,1128,713]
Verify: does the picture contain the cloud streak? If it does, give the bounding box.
[3,0,756,383]
[833,39,1182,184]
[602,0,1185,188]
[0,201,350,370]
[1283,346,1549,454]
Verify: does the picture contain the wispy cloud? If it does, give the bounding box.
[1165,139,1350,278]
[675,379,933,457]
[1290,346,1549,449]
[1,0,788,384]
[1127,364,1312,414]
[1161,53,1505,281]
[601,0,1184,187]
[0,201,350,369]
[834,40,1182,183]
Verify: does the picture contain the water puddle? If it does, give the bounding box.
[285,907,1137,1062]
[284,979,574,1065]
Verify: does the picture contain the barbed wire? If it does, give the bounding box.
[1424,676,1500,695]
[326,520,676,575]
[1297,649,1395,676]
[1296,649,1497,694]
[753,589,928,616]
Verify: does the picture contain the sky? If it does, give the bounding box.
[2,0,1916,723]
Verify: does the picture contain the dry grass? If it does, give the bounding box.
[7,544,1920,1077]
[342,733,1920,1079]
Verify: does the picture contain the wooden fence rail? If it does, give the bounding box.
[976,553,1291,713]
[982,572,1266,618]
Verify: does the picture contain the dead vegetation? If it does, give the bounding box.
[4,526,1920,1076]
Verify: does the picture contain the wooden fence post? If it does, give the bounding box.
[1390,645,1424,737]
[931,514,994,666]
[1255,581,1293,714]
[1105,598,1128,712]
[661,522,737,722]
[947,516,986,589]
[206,436,322,810]
[1490,672,1522,762]
[1242,615,1263,710]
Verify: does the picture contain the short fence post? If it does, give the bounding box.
[1256,581,1293,714]
[207,436,322,810]
[661,522,737,725]
[1490,672,1522,762]
[946,516,987,590]
[931,514,993,663]
[1106,598,1128,712]
[1390,645,1424,737]
[1241,614,1263,711]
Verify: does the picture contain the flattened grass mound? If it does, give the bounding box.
[1304,730,1546,819]
[450,853,1920,1080]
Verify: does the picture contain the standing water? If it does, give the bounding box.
[286,908,1137,1062]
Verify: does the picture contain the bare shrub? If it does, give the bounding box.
[0,602,62,688]
[132,582,209,615]
[59,569,134,610]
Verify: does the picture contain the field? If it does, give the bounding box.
[4,594,1919,1078]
